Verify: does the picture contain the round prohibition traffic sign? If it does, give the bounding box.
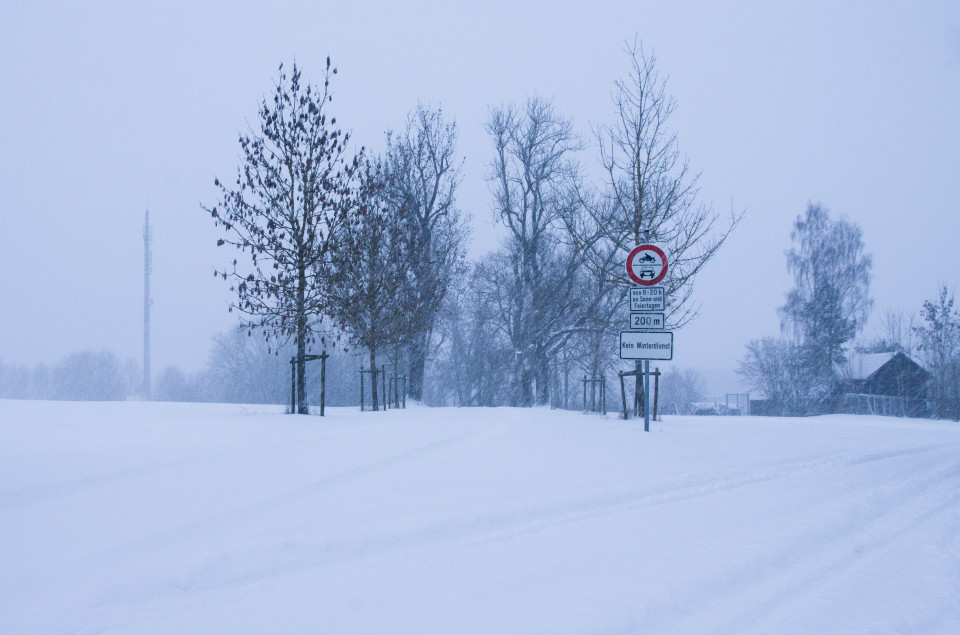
[626,244,668,286]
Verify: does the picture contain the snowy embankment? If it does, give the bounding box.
[1,400,959,634]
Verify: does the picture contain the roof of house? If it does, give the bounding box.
[844,351,928,381]
[845,352,897,381]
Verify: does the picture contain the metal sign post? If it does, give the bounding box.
[644,359,651,432]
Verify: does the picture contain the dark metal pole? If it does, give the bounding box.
[320,352,327,417]
[644,360,651,432]
[143,210,152,399]
[634,370,641,417]
[653,367,660,422]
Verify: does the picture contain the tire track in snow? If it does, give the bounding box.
[0,414,461,511]
[92,439,957,616]
[633,446,960,635]
[56,420,499,581]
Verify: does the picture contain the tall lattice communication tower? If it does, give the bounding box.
[143,210,152,398]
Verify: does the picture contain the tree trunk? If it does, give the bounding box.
[369,347,379,411]
[535,348,550,406]
[407,329,429,402]
[296,266,308,414]
[511,351,529,407]
[296,326,307,414]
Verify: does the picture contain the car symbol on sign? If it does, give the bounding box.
[638,268,657,279]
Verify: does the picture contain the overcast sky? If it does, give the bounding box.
[1,1,958,392]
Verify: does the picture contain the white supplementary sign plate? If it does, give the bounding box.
[630,312,665,330]
[620,331,674,360]
[630,287,664,311]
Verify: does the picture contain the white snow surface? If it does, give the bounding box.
[2,400,959,634]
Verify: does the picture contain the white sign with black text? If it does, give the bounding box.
[619,330,674,360]
[629,286,665,312]
[630,312,665,330]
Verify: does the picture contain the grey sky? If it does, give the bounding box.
[1,1,958,388]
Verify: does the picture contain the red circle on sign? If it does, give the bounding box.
[626,244,668,286]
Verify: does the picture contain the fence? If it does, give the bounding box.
[839,393,931,418]
[751,394,950,419]
[724,393,751,416]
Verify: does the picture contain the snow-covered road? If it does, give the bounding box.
[2,400,959,633]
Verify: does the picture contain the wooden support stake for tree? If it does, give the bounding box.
[620,371,628,420]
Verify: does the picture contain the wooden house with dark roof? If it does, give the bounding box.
[841,352,932,417]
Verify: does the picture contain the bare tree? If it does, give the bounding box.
[52,350,127,401]
[385,106,467,401]
[572,42,741,328]
[203,325,289,404]
[659,367,706,415]
[485,97,586,405]
[857,309,918,355]
[325,160,412,411]
[915,285,960,419]
[432,261,515,407]
[737,337,807,416]
[204,59,361,413]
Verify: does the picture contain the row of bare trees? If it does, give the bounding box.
[425,44,738,407]
[206,44,739,411]
[206,60,466,412]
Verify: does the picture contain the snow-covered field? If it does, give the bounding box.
[2,400,959,634]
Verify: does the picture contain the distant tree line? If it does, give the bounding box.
[0,330,717,415]
[0,351,140,401]
[0,327,368,405]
